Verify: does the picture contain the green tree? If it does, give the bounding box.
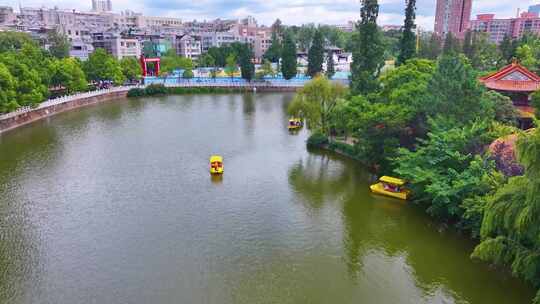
[442,32,461,55]
[326,53,335,79]
[484,91,519,125]
[394,118,501,232]
[225,54,238,79]
[0,62,18,113]
[281,33,298,80]
[419,33,442,60]
[425,54,494,124]
[307,29,325,77]
[462,30,474,59]
[51,58,88,93]
[351,0,385,95]
[397,0,417,65]
[261,59,274,78]
[207,47,227,67]
[468,32,501,71]
[263,31,282,63]
[198,53,216,68]
[515,44,537,71]
[288,75,346,135]
[335,59,436,171]
[239,44,255,81]
[120,57,142,82]
[472,128,540,302]
[0,31,36,53]
[499,34,516,63]
[182,69,194,79]
[296,24,316,51]
[160,49,194,75]
[83,48,125,85]
[6,60,48,106]
[47,30,70,59]
[532,90,540,118]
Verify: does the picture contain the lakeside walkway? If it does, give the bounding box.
[0,86,136,121]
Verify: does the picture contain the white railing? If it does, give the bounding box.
[0,86,139,121]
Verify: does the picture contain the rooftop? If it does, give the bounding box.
[479,62,540,92]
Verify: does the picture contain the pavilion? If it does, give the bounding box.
[479,61,540,129]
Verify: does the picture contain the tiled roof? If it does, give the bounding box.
[479,62,540,92]
[483,80,540,92]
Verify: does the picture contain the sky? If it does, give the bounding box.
[6,0,540,30]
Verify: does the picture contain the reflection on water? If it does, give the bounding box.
[0,93,535,304]
[210,174,223,184]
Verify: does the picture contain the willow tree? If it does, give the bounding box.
[288,75,346,135]
[351,0,385,95]
[473,127,540,303]
[397,0,416,65]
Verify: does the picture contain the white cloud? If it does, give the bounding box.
[4,0,540,29]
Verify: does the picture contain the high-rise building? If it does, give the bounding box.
[434,0,472,39]
[470,12,540,44]
[529,4,540,15]
[92,0,112,12]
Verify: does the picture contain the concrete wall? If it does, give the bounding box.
[0,90,128,134]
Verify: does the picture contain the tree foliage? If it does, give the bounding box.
[473,128,540,298]
[443,32,461,55]
[425,54,494,124]
[351,0,385,95]
[51,58,88,93]
[225,54,237,78]
[288,75,346,135]
[47,30,70,59]
[239,44,255,81]
[394,118,502,234]
[160,49,194,75]
[120,57,142,82]
[198,53,216,67]
[397,0,416,65]
[281,33,297,80]
[326,53,335,79]
[307,29,325,77]
[263,31,282,63]
[83,48,125,85]
[418,33,442,60]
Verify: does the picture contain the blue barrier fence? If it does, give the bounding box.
[143,76,350,87]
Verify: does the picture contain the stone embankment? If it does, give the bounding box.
[0,87,133,134]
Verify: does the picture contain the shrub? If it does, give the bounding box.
[329,141,356,157]
[127,85,248,98]
[144,84,168,96]
[306,132,329,148]
[127,88,145,97]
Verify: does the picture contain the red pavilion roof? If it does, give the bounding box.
[479,62,540,92]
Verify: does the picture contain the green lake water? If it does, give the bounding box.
[0,93,535,303]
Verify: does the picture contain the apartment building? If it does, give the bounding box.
[0,6,16,25]
[470,12,540,44]
[92,32,141,59]
[434,0,472,39]
[176,34,201,60]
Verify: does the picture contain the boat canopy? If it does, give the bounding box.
[210,155,223,163]
[379,176,406,186]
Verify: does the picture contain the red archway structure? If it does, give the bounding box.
[140,56,161,77]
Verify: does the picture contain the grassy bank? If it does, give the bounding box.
[127,84,248,97]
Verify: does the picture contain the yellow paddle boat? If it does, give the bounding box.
[210,155,224,174]
[370,176,410,200]
[288,118,303,130]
